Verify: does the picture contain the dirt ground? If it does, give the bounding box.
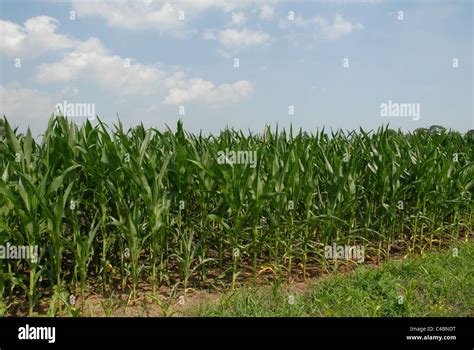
[5,236,466,317]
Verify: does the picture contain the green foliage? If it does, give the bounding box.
[0,117,472,315]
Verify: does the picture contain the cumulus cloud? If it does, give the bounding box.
[163,74,253,106]
[2,13,255,112]
[205,28,270,49]
[280,13,363,40]
[71,0,186,33]
[219,28,270,48]
[231,12,247,25]
[35,33,252,105]
[71,0,277,33]
[36,38,167,95]
[313,13,364,40]
[320,0,383,4]
[0,16,75,57]
[59,86,80,98]
[0,85,54,122]
[259,4,275,20]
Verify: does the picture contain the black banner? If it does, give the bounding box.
[0,317,472,348]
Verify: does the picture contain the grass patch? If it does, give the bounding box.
[193,241,474,317]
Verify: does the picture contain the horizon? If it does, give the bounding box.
[1,115,471,142]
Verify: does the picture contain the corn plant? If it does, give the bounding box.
[0,116,471,315]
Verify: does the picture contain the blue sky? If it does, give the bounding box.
[0,0,472,137]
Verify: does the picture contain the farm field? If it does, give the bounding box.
[0,116,472,316]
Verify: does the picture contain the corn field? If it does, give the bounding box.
[0,116,472,315]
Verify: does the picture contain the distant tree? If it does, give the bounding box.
[428,125,445,134]
[466,129,474,140]
[413,128,426,135]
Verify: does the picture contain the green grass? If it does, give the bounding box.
[194,241,474,317]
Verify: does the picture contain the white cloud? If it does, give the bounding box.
[71,1,187,33]
[34,33,251,106]
[313,13,364,40]
[163,75,253,106]
[0,16,75,57]
[320,0,383,4]
[259,4,275,20]
[231,12,247,25]
[0,85,54,122]
[36,38,167,95]
[72,0,262,33]
[2,13,255,115]
[280,13,363,40]
[207,28,270,49]
[59,86,79,97]
[71,0,277,33]
[279,15,313,30]
[172,0,240,13]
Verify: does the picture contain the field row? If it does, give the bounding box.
[0,117,472,315]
